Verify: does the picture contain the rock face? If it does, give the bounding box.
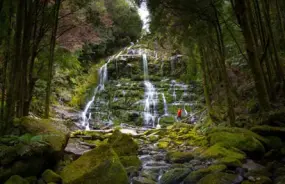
[0,118,69,182]
[84,48,203,128]
[61,144,128,184]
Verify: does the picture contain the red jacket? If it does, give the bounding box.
[177,109,182,117]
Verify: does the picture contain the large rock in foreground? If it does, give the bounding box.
[0,118,69,182]
[61,144,128,184]
[108,130,141,174]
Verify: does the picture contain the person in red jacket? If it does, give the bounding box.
[177,108,182,121]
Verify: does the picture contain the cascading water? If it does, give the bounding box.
[161,93,168,115]
[81,62,109,130]
[142,53,158,127]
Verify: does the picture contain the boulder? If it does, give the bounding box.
[61,144,128,184]
[41,169,62,183]
[20,117,69,154]
[208,131,265,156]
[184,164,227,184]
[160,168,191,184]
[197,172,240,184]
[4,175,29,184]
[166,151,194,163]
[108,130,141,173]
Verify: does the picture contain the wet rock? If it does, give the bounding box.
[61,145,128,184]
[160,168,191,184]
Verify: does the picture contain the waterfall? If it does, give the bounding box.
[161,93,168,115]
[80,58,113,130]
[143,53,158,127]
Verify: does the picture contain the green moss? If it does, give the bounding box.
[148,135,159,142]
[184,164,227,184]
[119,156,142,173]
[61,144,128,184]
[166,151,194,163]
[201,143,246,163]
[157,141,170,149]
[217,157,242,167]
[160,168,191,184]
[197,172,238,184]
[108,130,139,156]
[42,169,62,183]
[4,175,29,184]
[20,117,69,153]
[209,132,265,155]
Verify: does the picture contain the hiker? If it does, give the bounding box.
[177,108,182,121]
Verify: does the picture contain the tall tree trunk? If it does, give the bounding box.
[234,0,271,110]
[212,2,235,125]
[200,46,213,116]
[6,0,24,121]
[45,0,61,118]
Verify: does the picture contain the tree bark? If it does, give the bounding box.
[45,0,61,118]
[234,0,271,110]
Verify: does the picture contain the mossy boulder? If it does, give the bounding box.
[20,117,69,154]
[201,144,246,161]
[197,172,239,184]
[166,151,194,163]
[108,130,139,156]
[42,169,62,183]
[208,131,265,155]
[160,168,191,184]
[4,175,29,184]
[184,164,227,184]
[60,144,128,184]
[108,130,141,173]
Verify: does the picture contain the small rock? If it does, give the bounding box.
[41,169,62,183]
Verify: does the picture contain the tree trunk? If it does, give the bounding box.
[45,0,61,118]
[234,0,271,110]
[212,2,235,125]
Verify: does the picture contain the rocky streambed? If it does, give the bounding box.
[3,115,285,184]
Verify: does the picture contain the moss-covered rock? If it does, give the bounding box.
[160,168,191,184]
[4,175,29,184]
[42,169,62,183]
[20,117,69,154]
[184,164,227,184]
[208,131,265,155]
[157,141,170,149]
[166,151,194,163]
[108,130,139,156]
[201,144,246,161]
[61,144,128,184]
[107,130,141,174]
[197,172,239,184]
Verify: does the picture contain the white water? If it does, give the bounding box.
[81,62,109,130]
[143,53,158,127]
[161,93,168,115]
